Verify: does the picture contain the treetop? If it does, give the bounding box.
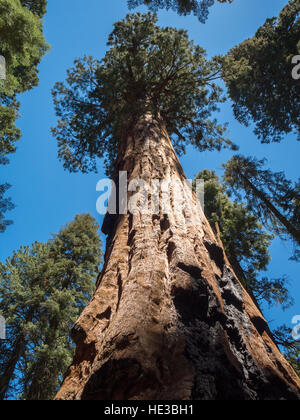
[52,12,236,176]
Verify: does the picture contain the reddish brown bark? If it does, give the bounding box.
[56,114,300,400]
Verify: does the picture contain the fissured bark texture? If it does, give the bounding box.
[56,115,300,400]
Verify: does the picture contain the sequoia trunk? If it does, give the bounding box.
[56,114,300,400]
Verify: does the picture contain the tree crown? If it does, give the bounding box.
[128,0,233,23]
[222,0,300,143]
[223,155,300,262]
[0,0,48,159]
[0,213,102,400]
[52,12,235,175]
[20,0,47,17]
[0,183,14,233]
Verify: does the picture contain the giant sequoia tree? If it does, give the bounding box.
[128,0,233,23]
[52,13,300,400]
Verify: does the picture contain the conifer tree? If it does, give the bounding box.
[273,326,300,378]
[0,0,48,164]
[20,0,47,17]
[193,170,293,310]
[52,13,300,400]
[128,0,233,23]
[0,214,102,400]
[222,0,300,143]
[52,12,235,177]
[0,0,48,232]
[223,155,300,259]
[0,183,14,233]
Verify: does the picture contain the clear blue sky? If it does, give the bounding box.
[0,0,299,333]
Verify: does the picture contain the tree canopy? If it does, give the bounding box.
[0,214,102,400]
[52,12,236,176]
[0,0,48,163]
[20,0,47,17]
[128,0,233,23]
[0,0,48,233]
[222,0,300,143]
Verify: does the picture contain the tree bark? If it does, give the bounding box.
[56,114,300,400]
[214,222,263,315]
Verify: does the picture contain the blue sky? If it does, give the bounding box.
[0,0,299,333]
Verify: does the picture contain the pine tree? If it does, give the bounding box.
[20,0,47,17]
[52,13,300,400]
[0,0,48,164]
[273,326,300,378]
[0,0,48,232]
[0,241,51,400]
[223,155,300,259]
[0,214,102,400]
[193,170,293,310]
[222,0,300,143]
[52,12,235,177]
[128,0,233,23]
[0,183,14,233]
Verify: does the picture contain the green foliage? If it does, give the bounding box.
[273,325,300,377]
[0,214,102,400]
[52,12,236,176]
[0,0,48,234]
[194,170,293,309]
[20,0,47,17]
[0,0,48,162]
[0,183,14,233]
[128,0,233,23]
[223,155,300,258]
[222,0,300,143]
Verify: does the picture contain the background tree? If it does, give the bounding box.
[222,0,300,143]
[0,0,48,232]
[0,214,102,400]
[0,0,48,164]
[128,0,233,23]
[53,13,300,400]
[0,183,14,233]
[20,0,47,17]
[273,325,300,377]
[193,169,293,310]
[223,155,300,259]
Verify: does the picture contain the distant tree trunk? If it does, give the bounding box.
[239,173,300,246]
[56,114,300,400]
